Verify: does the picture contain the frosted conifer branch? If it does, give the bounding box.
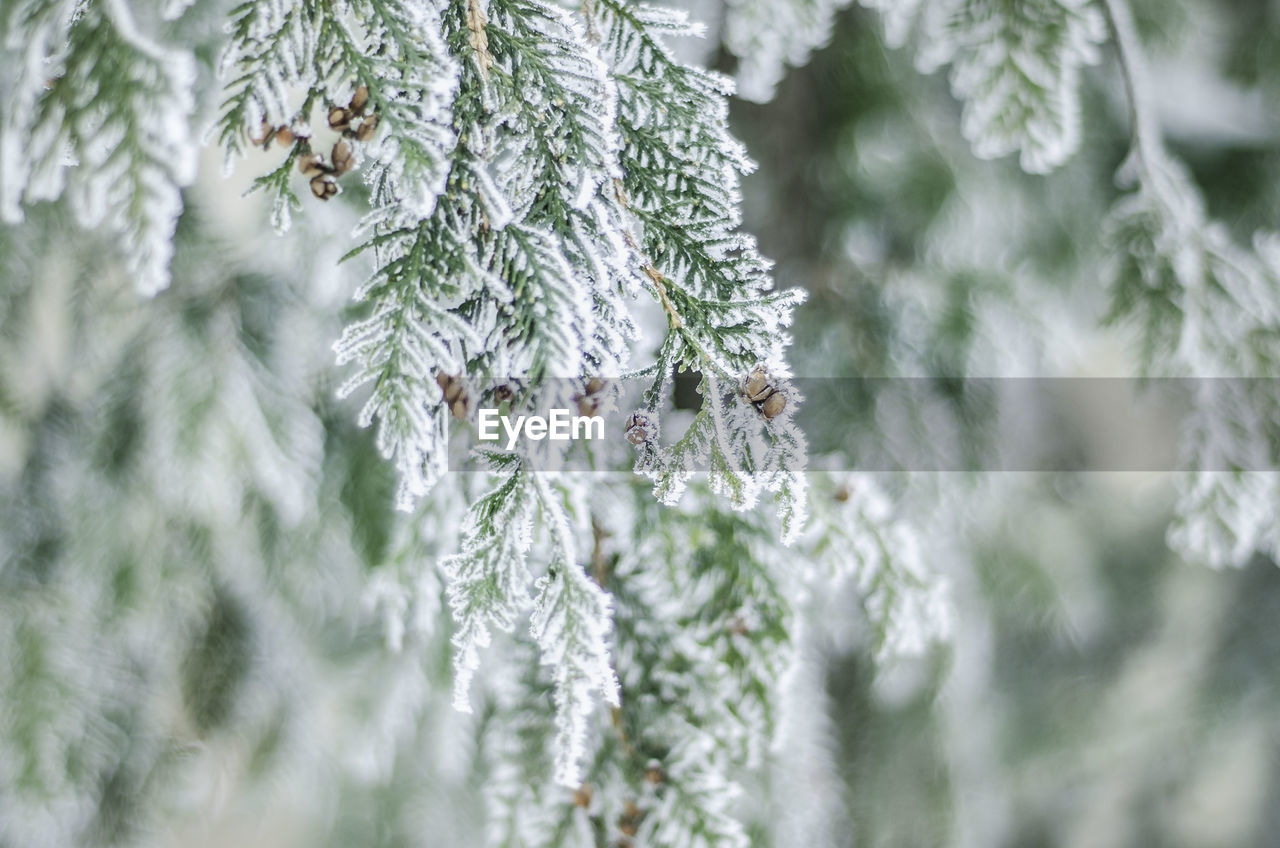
[2,0,196,294]
[722,0,853,102]
[214,0,809,536]
[322,0,640,505]
[807,475,953,660]
[862,0,1106,173]
[441,452,537,712]
[208,0,815,808]
[590,0,809,529]
[528,476,620,786]
[1100,0,1280,568]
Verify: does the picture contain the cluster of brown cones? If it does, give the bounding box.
[298,85,379,200]
[743,365,787,420]
[248,84,380,203]
[326,83,379,140]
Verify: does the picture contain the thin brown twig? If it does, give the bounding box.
[466,0,495,77]
[590,517,611,587]
[611,177,685,329]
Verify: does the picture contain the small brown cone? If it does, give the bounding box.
[624,411,656,446]
[331,140,354,175]
[443,379,464,404]
[618,801,642,838]
[356,114,379,142]
[436,372,469,419]
[744,366,771,402]
[350,84,370,115]
[328,105,352,131]
[309,174,338,200]
[760,391,786,420]
[298,152,326,176]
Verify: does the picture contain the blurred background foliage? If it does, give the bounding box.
[4,0,1280,846]
[726,2,1280,846]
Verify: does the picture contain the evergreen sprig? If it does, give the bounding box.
[862,0,1106,173]
[2,0,197,294]
[1100,0,1280,569]
[214,0,813,792]
[0,0,973,843]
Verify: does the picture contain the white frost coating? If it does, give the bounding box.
[311,0,639,507]
[810,475,953,661]
[592,0,807,530]
[643,739,749,847]
[527,475,620,786]
[442,467,621,788]
[529,560,620,783]
[1162,239,1280,568]
[1172,404,1280,571]
[440,456,537,712]
[206,0,807,820]
[723,0,852,102]
[863,0,1106,173]
[2,0,198,294]
[213,0,318,168]
[0,0,76,222]
[357,0,460,220]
